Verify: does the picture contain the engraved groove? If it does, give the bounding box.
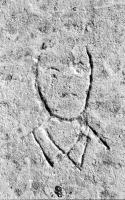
[88,125,110,150]
[80,136,90,167]
[84,48,94,110]
[32,129,54,167]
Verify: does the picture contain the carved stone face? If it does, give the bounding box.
[37,51,90,119]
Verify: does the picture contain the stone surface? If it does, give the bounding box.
[0,0,125,199]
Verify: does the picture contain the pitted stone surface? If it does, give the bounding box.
[0,0,125,199]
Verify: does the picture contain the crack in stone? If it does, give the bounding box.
[32,129,54,168]
[84,47,94,111]
[88,125,110,150]
[80,136,91,168]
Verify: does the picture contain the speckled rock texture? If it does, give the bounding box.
[0,0,125,199]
